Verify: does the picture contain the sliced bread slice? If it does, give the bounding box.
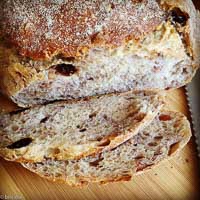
[0,92,163,162]
[22,111,191,186]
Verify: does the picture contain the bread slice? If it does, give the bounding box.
[22,111,191,186]
[0,0,199,107]
[0,92,163,162]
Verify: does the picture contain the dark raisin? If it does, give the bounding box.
[89,157,104,167]
[90,32,99,43]
[171,9,188,26]
[40,116,49,123]
[7,138,32,149]
[103,114,108,120]
[55,64,78,76]
[110,3,115,9]
[79,128,87,132]
[87,77,94,81]
[159,114,171,121]
[148,142,157,147]
[89,112,97,119]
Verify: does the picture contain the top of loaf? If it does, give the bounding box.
[0,0,165,60]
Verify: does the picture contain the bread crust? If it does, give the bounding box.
[160,0,200,66]
[0,0,165,60]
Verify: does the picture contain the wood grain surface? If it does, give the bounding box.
[0,88,200,200]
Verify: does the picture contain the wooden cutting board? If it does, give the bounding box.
[0,88,200,200]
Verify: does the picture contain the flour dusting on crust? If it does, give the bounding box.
[0,0,165,60]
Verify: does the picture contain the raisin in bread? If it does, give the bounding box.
[0,0,199,107]
[22,111,191,186]
[0,92,163,162]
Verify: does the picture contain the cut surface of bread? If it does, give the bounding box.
[0,0,199,107]
[0,92,163,162]
[22,111,191,186]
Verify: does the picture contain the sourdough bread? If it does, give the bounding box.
[0,0,199,107]
[22,111,191,186]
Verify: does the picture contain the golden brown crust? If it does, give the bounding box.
[160,0,200,67]
[0,0,165,60]
[0,63,44,98]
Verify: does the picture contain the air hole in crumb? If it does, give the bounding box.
[10,108,27,115]
[125,97,135,100]
[43,167,48,172]
[135,155,144,159]
[183,68,188,74]
[148,142,158,147]
[134,113,145,121]
[55,173,62,178]
[7,138,32,149]
[154,136,163,140]
[159,114,171,121]
[154,150,162,156]
[54,64,78,76]
[96,137,103,141]
[74,164,80,170]
[76,125,80,128]
[53,148,60,155]
[143,132,150,136]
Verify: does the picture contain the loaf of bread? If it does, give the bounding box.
[0,0,199,107]
[22,111,191,186]
[0,92,163,162]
